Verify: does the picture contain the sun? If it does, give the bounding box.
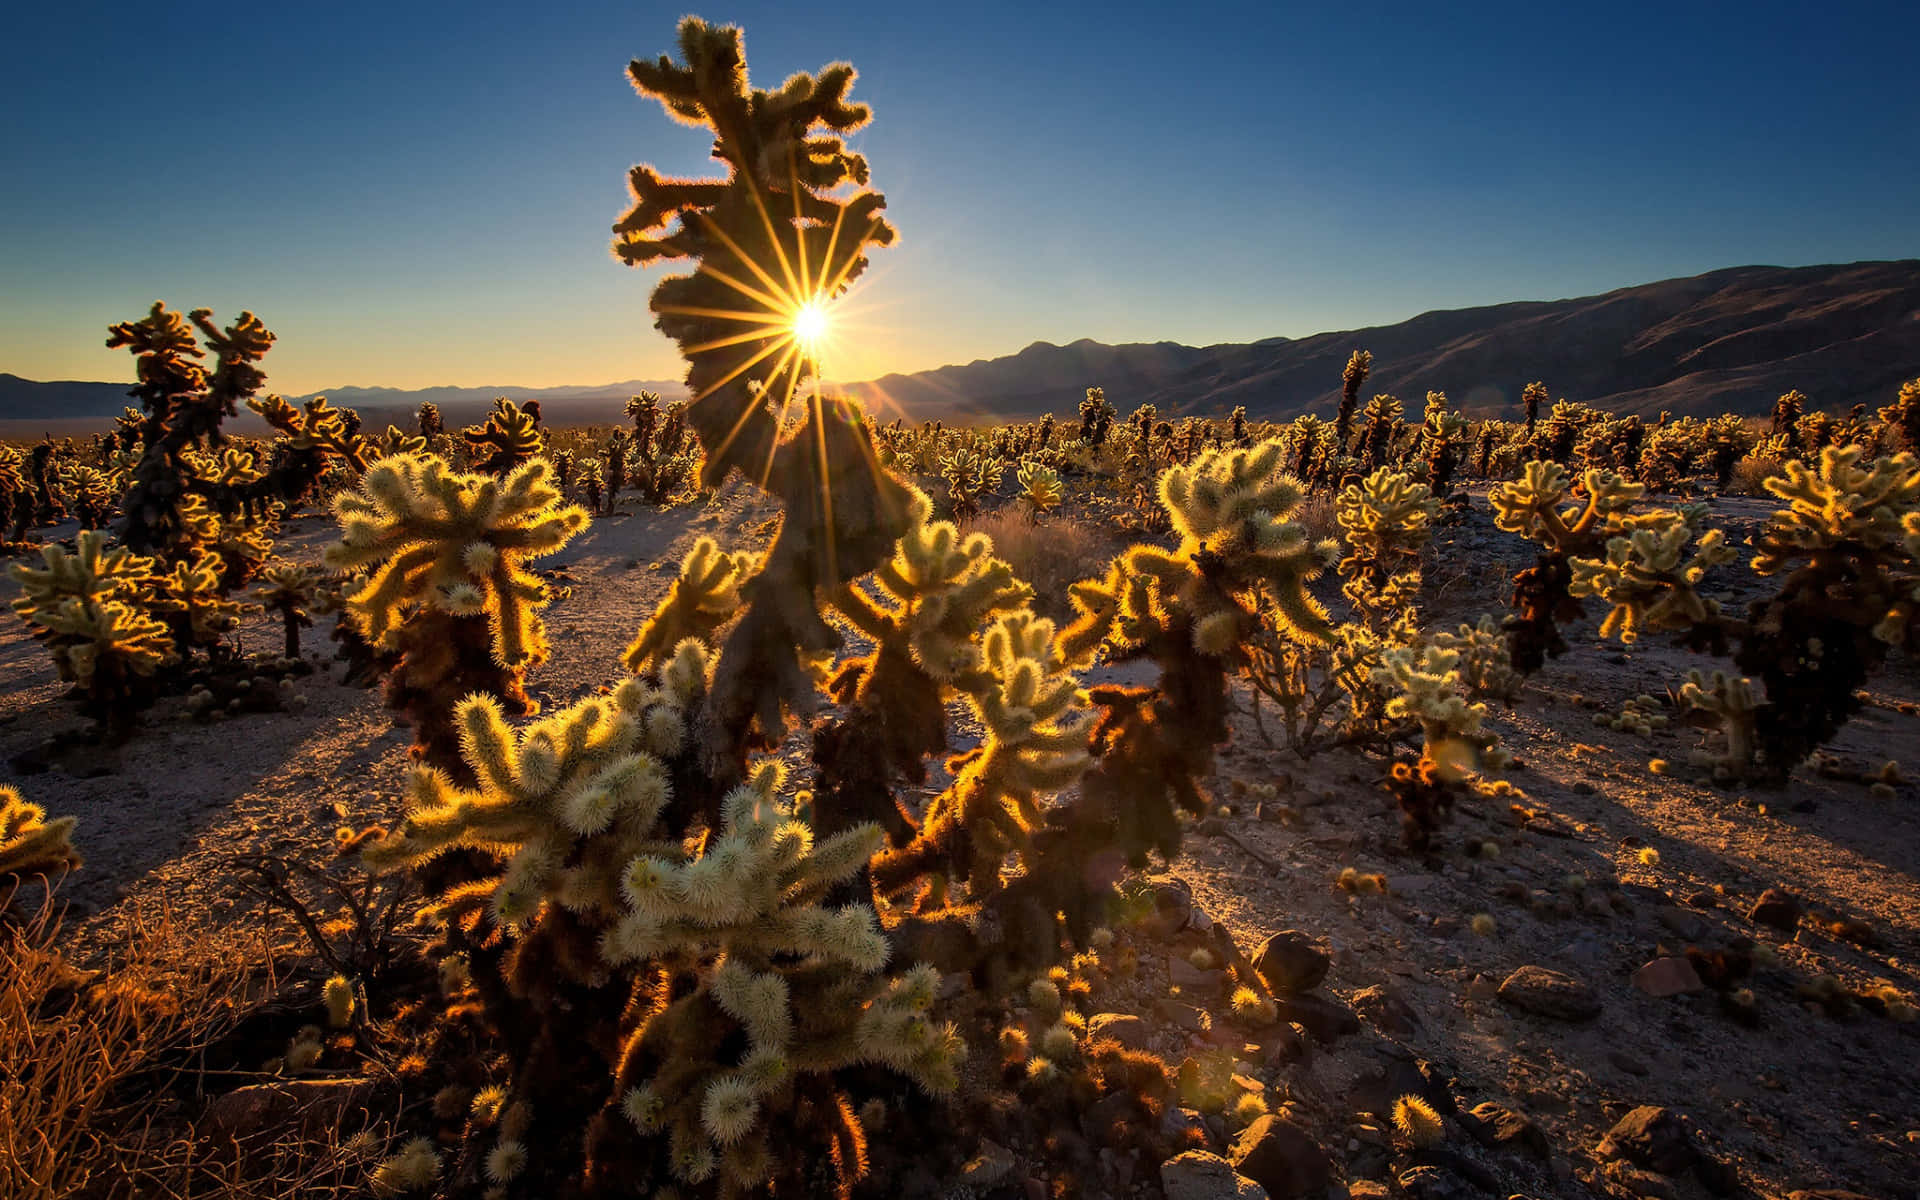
[791,299,830,351]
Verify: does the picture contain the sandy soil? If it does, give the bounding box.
[3,478,1917,1200]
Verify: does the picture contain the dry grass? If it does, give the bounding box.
[1729,453,1784,495]
[0,891,387,1199]
[967,507,1120,621]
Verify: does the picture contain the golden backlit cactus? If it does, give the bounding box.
[1337,467,1438,630]
[364,666,690,923]
[1063,438,1335,666]
[326,455,587,668]
[0,785,82,891]
[1428,615,1522,703]
[1380,642,1512,846]
[873,609,1093,894]
[938,446,1003,519]
[254,563,322,660]
[1569,509,1734,644]
[1015,461,1063,522]
[9,531,175,693]
[248,393,371,483]
[147,550,247,652]
[1679,669,1760,778]
[621,537,760,674]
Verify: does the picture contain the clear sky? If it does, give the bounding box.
[3,1,1915,394]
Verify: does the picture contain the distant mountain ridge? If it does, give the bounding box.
[6,260,1916,432]
[841,260,1920,422]
[0,375,688,434]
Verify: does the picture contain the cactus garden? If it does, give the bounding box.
[5,14,1920,1200]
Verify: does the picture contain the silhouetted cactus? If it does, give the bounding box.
[463,399,546,476]
[1336,350,1370,448]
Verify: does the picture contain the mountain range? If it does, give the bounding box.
[4,259,1916,435]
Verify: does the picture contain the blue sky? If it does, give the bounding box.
[3,1,1915,392]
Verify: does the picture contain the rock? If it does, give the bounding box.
[1162,1106,1213,1146]
[957,1138,1015,1188]
[1654,905,1707,940]
[1088,1012,1151,1049]
[1159,1150,1269,1200]
[201,1077,378,1141]
[1171,956,1230,991]
[1497,966,1601,1021]
[1632,956,1706,998]
[1254,931,1332,994]
[1273,993,1360,1043]
[1349,983,1421,1037]
[1749,888,1804,931]
[1465,1101,1551,1160]
[1604,1161,1680,1200]
[1348,1183,1390,1200]
[1396,1165,1471,1200]
[1147,880,1196,936]
[1595,1106,1695,1177]
[1786,1191,1882,1200]
[1229,1115,1329,1199]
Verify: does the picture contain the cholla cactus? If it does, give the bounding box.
[1419,402,1469,493]
[621,538,759,674]
[1066,439,1335,660]
[1878,378,1920,453]
[1491,462,1653,671]
[1428,615,1521,703]
[9,532,174,733]
[254,563,321,659]
[326,454,587,767]
[1521,381,1549,443]
[1380,643,1511,845]
[57,464,118,530]
[1569,509,1734,646]
[464,399,546,476]
[938,447,1002,519]
[1015,461,1063,522]
[1337,468,1437,631]
[148,550,247,654]
[1356,394,1402,470]
[0,786,81,894]
[0,446,32,546]
[872,609,1092,895]
[1729,446,1920,775]
[1079,387,1116,446]
[366,657,958,1196]
[1679,669,1760,778]
[1336,350,1370,448]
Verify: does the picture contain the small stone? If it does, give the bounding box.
[1348,1183,1390,1200]
[958,1139,1015,1188]
[1465,1101,1551,1160]
[1088,1012,1151,1050]
[1254,930,1331,994]
[1273,993,1360,1043]
[1159,1150,1269,1200]
[1596,1106,1696,1177]
[1654,906,1707,940]
[1632,957,1705,998]
[1349,983,1421,1037]
[1497,966,1601,1021]
[1229,1115,1329,1199]
[1604,1161,1680,1200]
[1396,1165,1471,1200]
[1571,781,1597,795]
[1171,956,1229,992]
[201,1078,378,1141]
[1749,888,1804,931]
[1161,1106,1213,1145]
